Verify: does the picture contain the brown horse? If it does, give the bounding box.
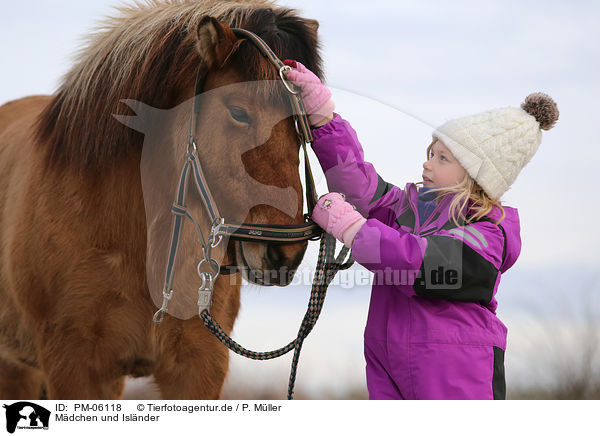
[0,0,322,399]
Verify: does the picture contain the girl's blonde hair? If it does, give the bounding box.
[417,139,506,227]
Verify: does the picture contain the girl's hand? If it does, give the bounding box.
[283,59,336,127]
[311,192,366,248]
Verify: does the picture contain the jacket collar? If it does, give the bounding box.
[406,183,457,234]
[405,183,522,273]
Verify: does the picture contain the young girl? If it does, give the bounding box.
[283,60,559,400]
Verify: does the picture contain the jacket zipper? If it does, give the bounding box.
[406,185,420,234]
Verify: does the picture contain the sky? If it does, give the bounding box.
[2,0,599,398]
[2,0,598,269]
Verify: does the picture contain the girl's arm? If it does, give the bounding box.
[311,113,404,219]
[282,60,404,220]
[352,218,508,304]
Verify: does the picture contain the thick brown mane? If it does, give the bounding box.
[35,0,323,175]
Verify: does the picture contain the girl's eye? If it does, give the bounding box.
[229,106,251,124]
[440,155,447,161]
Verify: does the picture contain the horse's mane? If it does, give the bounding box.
[35,0,322,174]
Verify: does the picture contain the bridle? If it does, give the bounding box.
[152,28,354,399]
[189,29,322,248]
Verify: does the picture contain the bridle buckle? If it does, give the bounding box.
[279,65,299,95]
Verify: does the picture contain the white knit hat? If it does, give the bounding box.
[432,93,559,201]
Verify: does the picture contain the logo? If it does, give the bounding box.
[3,402,50,434]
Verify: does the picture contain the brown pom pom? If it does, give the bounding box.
[521,92,559,130]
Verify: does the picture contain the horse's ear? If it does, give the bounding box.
[196,16,241,69]
[304,18,319,35]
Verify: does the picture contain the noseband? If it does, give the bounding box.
[153,28,354,400]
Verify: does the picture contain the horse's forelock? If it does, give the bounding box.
[35,0,321,174]
[228,7,323,105]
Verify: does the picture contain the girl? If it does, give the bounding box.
[283,59,559,400]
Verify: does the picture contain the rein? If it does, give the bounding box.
[152,28,354,399]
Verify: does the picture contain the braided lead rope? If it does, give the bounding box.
[286,235,352,399]
[198,234,335,359]
[199,233,353,399]
[200,312,297,359]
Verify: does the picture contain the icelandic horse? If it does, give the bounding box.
[0,0,323,399]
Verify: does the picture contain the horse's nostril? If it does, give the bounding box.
[266,244,283,266]
[266,243,306,272]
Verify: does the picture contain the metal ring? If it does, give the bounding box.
[187,139,198,155]
[210,260,221,280]
[210,259,221,280]
[279,65,299,95]
[197,257,221,279]
[153,309,166,324]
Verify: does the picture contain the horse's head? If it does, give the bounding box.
[34,3,323,319]
[110,9,323,317]
[191,17,313,286]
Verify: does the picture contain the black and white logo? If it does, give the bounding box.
[3,402,50,433]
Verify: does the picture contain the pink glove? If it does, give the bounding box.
[283,59,335,127]
[311,192,366,248]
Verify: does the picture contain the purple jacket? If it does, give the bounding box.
[311,113,522,351]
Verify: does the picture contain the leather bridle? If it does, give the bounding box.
[192,28,321,243]
[154,28,326,322]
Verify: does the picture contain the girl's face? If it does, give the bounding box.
[422,139,466,188]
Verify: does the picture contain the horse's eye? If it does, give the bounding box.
[228,106,251,124]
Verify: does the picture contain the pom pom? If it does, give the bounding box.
[521,92,559,130]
